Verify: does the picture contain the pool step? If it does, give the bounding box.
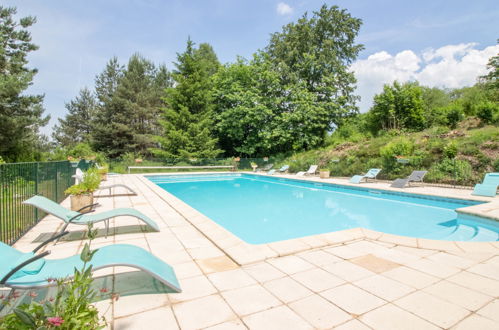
[470,226,499,241]
[443,224,476,241]
[443,223,499,242]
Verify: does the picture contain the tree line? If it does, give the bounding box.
[1,4,497,163]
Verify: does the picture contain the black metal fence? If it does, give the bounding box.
[0,160,90,244]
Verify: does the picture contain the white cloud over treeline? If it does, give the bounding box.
[276,2,293,16]
[351,43,499,112]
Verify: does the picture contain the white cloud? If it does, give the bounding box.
[351,43,498,112]
[276,2,293,16]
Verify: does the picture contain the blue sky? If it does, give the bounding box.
[5,0,499,135]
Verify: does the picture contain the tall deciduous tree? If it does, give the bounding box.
[265,4,363,127]
[0,6,49,161]
[480,45,498,102]
[152,39,222,159]
[367,81,425,133]
[52,87,96,147]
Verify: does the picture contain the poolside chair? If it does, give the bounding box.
[278,165,289,173]
[349,168,382,184]
[472,172,499,197]
[267,169,276,175]
[0,232,181,292]
[390,170,428,188]
[257,163,274,172]
[74,169,136,195]
[296,165,318,176]
[23,195,159,237]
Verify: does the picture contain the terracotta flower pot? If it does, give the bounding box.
[70,193,94,213]
[319,170,330,179]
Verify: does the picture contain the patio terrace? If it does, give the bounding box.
[5,173,499,329]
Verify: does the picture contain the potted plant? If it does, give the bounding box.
[250,162,258,172]
[65,168,101,212]
[319,168,330,179]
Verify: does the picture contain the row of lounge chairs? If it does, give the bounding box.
[269,165,497,196]
[1,175,182,292]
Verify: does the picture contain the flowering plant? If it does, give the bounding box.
[0,224,108,329]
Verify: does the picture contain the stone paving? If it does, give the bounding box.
[8,173,499,329]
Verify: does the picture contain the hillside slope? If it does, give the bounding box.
[281,120,498,186]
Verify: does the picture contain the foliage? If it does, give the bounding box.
[53,88,97,147]
[65,168,101,195]
[367,81,425,133]
[480,43,499,102]
[279,124,497,186]
[265,4,363,126]
[0,6,49,162]
[0,156,5,164]
[67,143,95,160]
[91,55,171,158]
[0,224,106,329]
[152,39,222,159]
[476,101,499,124]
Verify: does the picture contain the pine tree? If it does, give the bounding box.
[91,57,125,157]
[0,6,49,161]
[53,87,96,147]
[152,39,222,159]
[92,55,172,158]
[113,54,172,155]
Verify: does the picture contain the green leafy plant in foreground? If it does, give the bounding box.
[0,224,107,329]
[64,168,101,196]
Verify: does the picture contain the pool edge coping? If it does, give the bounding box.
[138,172,499,265]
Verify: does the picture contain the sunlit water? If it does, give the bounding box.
[148,174,499,244]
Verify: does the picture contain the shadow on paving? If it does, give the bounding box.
[32,225,156,243]
[0,271,175,316]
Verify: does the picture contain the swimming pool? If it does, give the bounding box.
[147,174,499,244]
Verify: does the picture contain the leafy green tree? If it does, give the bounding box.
[53,88,97,147]
[152,39,222,159]
[265,4,363,126]
[367,81,425,133]
[0,6,49,161]
[480,43,498,102]
[212,55,333,156]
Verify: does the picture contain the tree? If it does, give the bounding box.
[480,42,498,102]
[91,55,171,158]
[0,6,49,161]
[152,39,222,159]
[212,55,333,156]
[53,88,97,147]
[111,54,172,155]
[91,57,124,157]
[265,4,363,127]
[367,81,425,133]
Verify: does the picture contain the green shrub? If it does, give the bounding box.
[476,101,499,124]
[68,143,95,159]
[493,159,499,172]
[443,142,458,159]
[446,107,464,129]
[428,158,473,185]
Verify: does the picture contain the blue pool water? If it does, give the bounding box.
[148,174,499,244]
